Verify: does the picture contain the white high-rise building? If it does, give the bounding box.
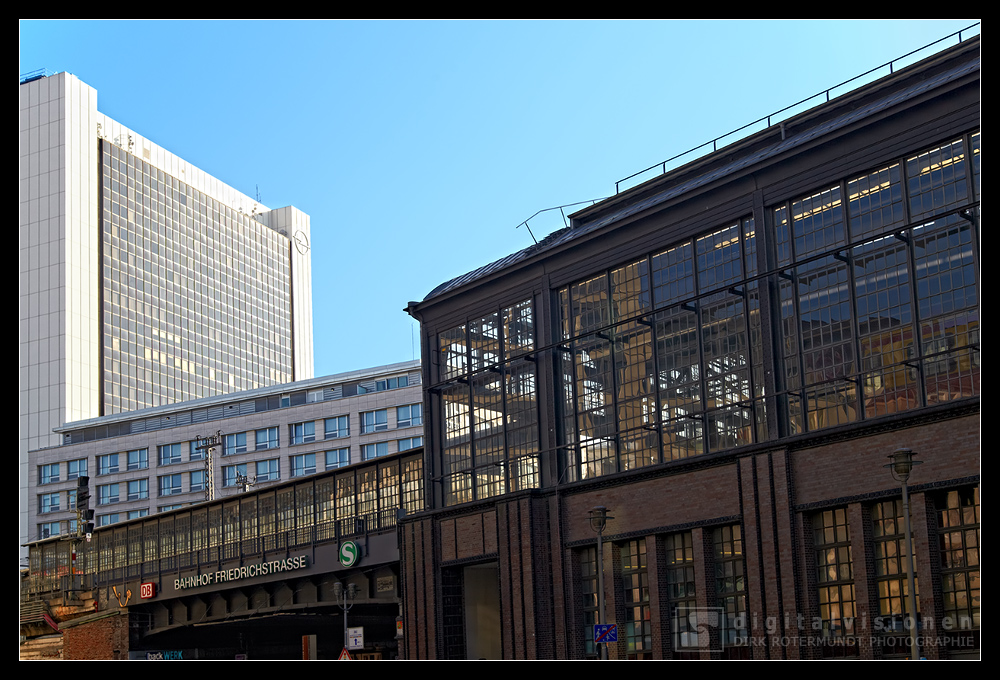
[19,71,314,558]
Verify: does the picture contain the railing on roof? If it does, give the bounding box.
[614,22,981,194]
[517,200,607,245]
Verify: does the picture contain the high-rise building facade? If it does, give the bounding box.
[19,71,314,555]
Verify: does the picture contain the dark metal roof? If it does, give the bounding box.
[422,43,979,304]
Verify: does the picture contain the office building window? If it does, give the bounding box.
[326,448,350,470]
[361,410,388,433]
[158,504,184,513]
[39,464,60,485]
[127,448,149,471]
[376,375,408,391]
[158,443,182,466]
[256,459,280,482]
[39,493,61,514]
[127,479,149,501]
[398,437,423,452]
[290,421,316,445]
[813,509,857,640]
[292,453,317,478]
[38,522,61,539]
[127,509,149,520]
[158,474,182,497]
[67,489,77,510]
[97,514,120,527]
[397,404,422,428]
[67,459,88,480]
[224,432,247,456]
[256,427,279,450]
[98,453,119,476]
[190,441,205,461]
[325,416,349,439]
[222,464,247,488]
[362,442,388,461]
[97,484,120,506]
[190,470,206,493]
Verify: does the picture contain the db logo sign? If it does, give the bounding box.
[339,541,359,567]
[140,582,157,599]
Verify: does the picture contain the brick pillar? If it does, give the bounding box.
[648,535,669,659]
[400,517,437,659]
[691,526,714,660]
[910,492,941,660]
[849,502,876,659]
[739,450,799,659]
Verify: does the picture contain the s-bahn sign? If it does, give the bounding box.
[339,541,360,567]
[174,555,310,591]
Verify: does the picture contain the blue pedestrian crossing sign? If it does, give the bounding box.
[593,624,617,643]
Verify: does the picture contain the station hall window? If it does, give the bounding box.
[812,508,857,647]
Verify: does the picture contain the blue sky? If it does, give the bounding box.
[19,20,979,377]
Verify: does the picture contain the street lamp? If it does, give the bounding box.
[588,506,613,660]
[885,447,922,660]
[333,581,359,657]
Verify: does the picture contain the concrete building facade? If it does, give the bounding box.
[402,37,979,659]
[28,361,422,541]
[19,71,314,553]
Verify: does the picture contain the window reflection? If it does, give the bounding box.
[437,300,539,505]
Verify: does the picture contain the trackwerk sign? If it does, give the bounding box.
[174,555,310,591]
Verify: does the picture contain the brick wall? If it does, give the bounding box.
[63,611,130,660]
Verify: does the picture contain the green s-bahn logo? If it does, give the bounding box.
[339,540,359,567]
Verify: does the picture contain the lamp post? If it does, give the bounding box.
[588,506,613,660]
[885,447,922,660]
[333,581,358,657]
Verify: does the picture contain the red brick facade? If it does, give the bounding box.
[63,611,131,660]
[401,409,979,659]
